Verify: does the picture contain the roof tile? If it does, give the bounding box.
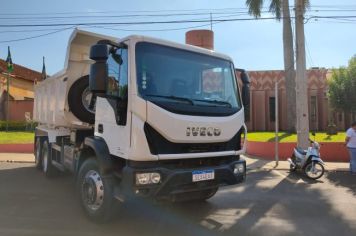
[0,59,42,82]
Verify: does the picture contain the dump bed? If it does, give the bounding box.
[33,29,116,128]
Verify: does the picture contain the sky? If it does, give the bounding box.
[0,0,355,75]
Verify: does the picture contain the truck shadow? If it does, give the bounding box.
[326,171,356,196]
[0,164,355,236]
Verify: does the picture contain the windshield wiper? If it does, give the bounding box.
[193,99,232,108]
[144,94,194,105]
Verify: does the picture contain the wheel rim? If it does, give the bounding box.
[81,170,104,211]
[35,138,41,165]
[42,143,48,173]
[305,162,323,179]
[81,87,95,113]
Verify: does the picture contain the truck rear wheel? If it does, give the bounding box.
[68,75,95,124]
[34,137,42,170]
[77,158,118,223]
[41,140,59,177]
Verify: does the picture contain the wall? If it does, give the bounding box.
[9,100,34,121]
[245,69,331,132]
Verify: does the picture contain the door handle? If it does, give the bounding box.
[98,124,104,133]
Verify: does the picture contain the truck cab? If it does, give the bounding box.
[34,30,249,222]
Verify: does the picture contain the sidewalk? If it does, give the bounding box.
[242,154,350,172]
[0,153,350,172]
[0,153,34,163]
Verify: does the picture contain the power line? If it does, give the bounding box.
[0,9,354,21]
[1,15,355,28]
[305,38,315,67]
[0,14,355,43]
[0,7,270,16]
[0,27,73,34]
[0,17,278,28]
[0,27,73,43]
[0,11,254,20]
[88,12,241,32]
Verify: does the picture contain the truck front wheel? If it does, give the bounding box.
[77,158,118,223]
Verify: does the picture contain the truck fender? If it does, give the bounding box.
[82,136,115,174]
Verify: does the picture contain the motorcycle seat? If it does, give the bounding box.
[295,147,307,155]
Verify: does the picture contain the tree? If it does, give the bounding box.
[328,55,356,128]
[245,0,309,132]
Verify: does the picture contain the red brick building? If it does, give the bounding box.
[244,68,348,132]
[0,59,42,121]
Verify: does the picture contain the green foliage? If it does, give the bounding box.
[245,0,309,20]
[0,120,37,131]
[328,55,356,114]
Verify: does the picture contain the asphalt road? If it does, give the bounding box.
[0,162,355,236]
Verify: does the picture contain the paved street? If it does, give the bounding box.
[0,162,355,236]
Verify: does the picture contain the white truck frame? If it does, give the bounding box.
[34,29,250,222]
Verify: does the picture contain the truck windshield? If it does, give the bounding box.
[136,42,241,116]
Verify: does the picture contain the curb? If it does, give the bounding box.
[246,167,350,173]
[0,160,34,164]
[246,141,349,162]
[0,143,34,153]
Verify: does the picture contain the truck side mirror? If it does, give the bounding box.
[238,69,250,108]
[89,43,109,94]
[242,84,250,107]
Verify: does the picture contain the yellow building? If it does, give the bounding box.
[0,59,42,121]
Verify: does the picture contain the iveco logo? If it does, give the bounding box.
[186,127,221,137]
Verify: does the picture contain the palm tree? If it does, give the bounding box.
[246,0,309,132]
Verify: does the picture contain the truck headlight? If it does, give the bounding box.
[233,163,245,174]
[136,172,161,185]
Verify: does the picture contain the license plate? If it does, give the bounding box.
[192,170,215,182]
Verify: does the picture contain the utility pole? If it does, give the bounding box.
[6,72,10,132]
[295,0,309,149]
[275,80,279,166]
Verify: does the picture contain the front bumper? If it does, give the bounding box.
[119,158,246,200]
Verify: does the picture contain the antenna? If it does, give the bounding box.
[210,13,213,31]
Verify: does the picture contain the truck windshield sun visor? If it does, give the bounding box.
[136,42,242,116]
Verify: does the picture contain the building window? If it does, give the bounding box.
[310,96,317,122]
[269,97,275,122]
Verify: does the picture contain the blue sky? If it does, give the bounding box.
[0,0,355,75]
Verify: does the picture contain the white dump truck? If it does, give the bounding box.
[33,29,250,222]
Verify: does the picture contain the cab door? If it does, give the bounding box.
[95,46,130,158]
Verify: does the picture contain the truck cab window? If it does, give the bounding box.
[107,47,128,125]
[107,48,128,99]
[136,42,242,116]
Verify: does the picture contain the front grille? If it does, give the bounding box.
[144,123,242,155]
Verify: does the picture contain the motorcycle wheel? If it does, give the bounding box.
[304,161,324,180]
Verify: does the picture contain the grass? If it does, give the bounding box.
[247,132,346,143]
[0,131,34,144]
[0,131,347,144]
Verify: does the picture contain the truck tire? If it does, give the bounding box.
[41,140,59,177]
[77,158,118,223]
[34,137,42,170]
[68,75,95,124]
